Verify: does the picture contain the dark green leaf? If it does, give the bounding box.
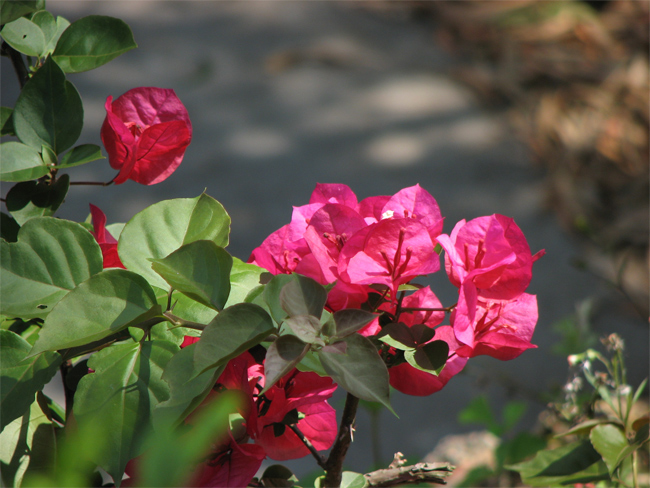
[331,309,376,339]
[280,274,327,318]
[506,440,610,486]
[0,0,40,24]
[262,335,309,393]
[193,303,275,375]
[6,173,69,225]
[263,274,295,324]
[1,107,15,137]
[404,340,448,375]
[0,141,48,182]
[52,15,136,73]
[409,323,435,344]
[377,322,415,350]
[589,424,628,476]
[319,334,395,415]
[153,343,225,430]
[57,143,104,168]
[260,465,299,488]
[0,213,20,242]
[118,194,231,289]
[13,57,83,154]
[74,340,177,484]
[0,329,61,430]
[0,17,45,56]
[151,240,232,311]
[1,217,103,319]
[30,268,160,355]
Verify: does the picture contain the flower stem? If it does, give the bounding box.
[323,393,360,487]
[289,424,327,470]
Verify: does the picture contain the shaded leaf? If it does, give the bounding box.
[1,107,15,137]
[284,315,323,344]
[280,274,327,318]
[263,274,295,325]
[404,340,448,375]
[0,0,41,25]
[319,334,395,415]
[377,322,415,350]
[6,173,69,225]
[193,303,275,376]
[262,335,309,393]
[331,309,376,339]
[0,213,20,242]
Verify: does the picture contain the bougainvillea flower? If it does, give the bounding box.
[309,183,359,208]
[380,184,444,239]
[451,293,539,360]
[338,218,440,292]
[89,204,125,269]
[437,214,544,301]
[388,326,468,396]
[101,87,192,185]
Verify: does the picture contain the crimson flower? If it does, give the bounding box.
[89,204,124,269]
[101,87,192,185]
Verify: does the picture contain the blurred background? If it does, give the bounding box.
[2,1,648,485]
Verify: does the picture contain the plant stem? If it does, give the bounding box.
[2,41,29,88]
[163,311,207,330]
[323,393,360,487]
[289,424,327,470]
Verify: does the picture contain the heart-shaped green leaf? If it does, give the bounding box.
[151,240,232,311]
[404,340,448,375]
[118,194,230,289]
[0,330,61,430]
[193,303,275,376]
[52,15,136,73]
[377,322,416,350]
[74,340,177,484]
[319,334,395,415]
[13,57,83,154]
[0,141,49,182]
[30,269,160,355]
[1,217,103,319]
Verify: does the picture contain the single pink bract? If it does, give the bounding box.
[89,204,125,269]
[101,87,192,185]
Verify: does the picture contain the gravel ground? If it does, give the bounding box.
[2,1,647,480]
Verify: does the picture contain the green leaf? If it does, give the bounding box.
[458,396,499,435]
[404,340,448,375]
[340,471,369,488]
[52,15,137,73]
[1,217,103,319]
[43,15,70,55]
[224,257,265,308]
[0,330,61,430]
[6,173,69,225]
[331,309,376,339]
[502,400,528,433]
[153,343,225,430]
[161,290,217,325]
[0,141,48,182]
[74,340,177,484]
[30,269,160,355]
[0,212,20,242]
[0,393,56,488]
[118,194,231,289]
[193,303,275,375]
[284,315,323,344]
[57,143,104,168]
[0,17,45,57]
[140,391,239,488]
[556,419,613,438]
[589,424,628,476]
[296,349,328,377]
[0,0,40,25]
[262,335,309,393]
[1,107,15,137]
[506,440,610,486]
[280,274,327,318]
[30,11,68,55]
[151,240,232,311]
[319,334,395,415]
[13,57,83,154]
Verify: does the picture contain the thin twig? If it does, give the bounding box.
[364,461,454,487]
[288,424,327,470]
